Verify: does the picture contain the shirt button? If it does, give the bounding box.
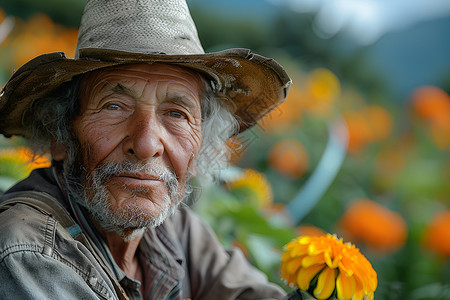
[89,276,98,286]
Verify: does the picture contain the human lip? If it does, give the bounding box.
[117,172,161,181]
[110,173,164,187]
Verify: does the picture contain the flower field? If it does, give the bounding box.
[1,5,449,299]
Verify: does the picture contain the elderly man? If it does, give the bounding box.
[0,0,293,299]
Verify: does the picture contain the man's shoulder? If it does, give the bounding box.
[0,203,51,259]
[0,203,119,300]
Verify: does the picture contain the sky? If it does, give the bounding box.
[267,0,450,45]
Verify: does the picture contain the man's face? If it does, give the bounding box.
[71,63,203,235]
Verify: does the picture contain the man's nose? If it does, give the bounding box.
[123,112,165,160]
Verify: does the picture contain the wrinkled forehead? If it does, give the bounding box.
[79,62,206,101]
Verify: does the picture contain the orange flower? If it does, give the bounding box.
[429,118,450,150]
[261,85,304,132]
[268,139,309,179]
[411,85,450,124]
[281,234,377,300]
[7,14,78,68]
[226,168,273,207]
[410,86,450,149]
[343,105,392,153]
[422,210,450,257]
[0,147,51,180]
[343,111,372,153]
[296,224,327,237]
[339,199,407,253]
[304,68,341,117]
[364,105,392,142]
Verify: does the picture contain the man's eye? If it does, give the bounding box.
[168,111,186,119]
[104,103,121,110]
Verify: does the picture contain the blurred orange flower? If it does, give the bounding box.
[411,85,450,124]
[343,105,393,153]
[429,118,450,150]
[0,147,51,180]
[296,224,327,237]
[268,139,309,179]
[261,68,340,130]
[422,210,450,257]
[6,14,78,68]
[339,199,408,253]
[410,85,450,150]
[226,168,273,207]
[261,85,304,132]
[343,110,372,153]
[304,68,341,117]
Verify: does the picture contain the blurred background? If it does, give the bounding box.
[0,0,449,299]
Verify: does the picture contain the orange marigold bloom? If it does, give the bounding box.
[0,147,51,179]
[422,210,450,257]
[281,234,377,300]
[411,85,450,124]
[410,86,450,149]
[343,105,392,154]
[226,169,273,207]
[304,68,341,117]
[339,199,407,253]
[268,139,309,179]
[429,118,450,150]
[9,14,78,67]
[296,224,327,237]
[261,85,304,132]
[363,105,392,142]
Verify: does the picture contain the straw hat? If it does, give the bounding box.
[0,0,291,137]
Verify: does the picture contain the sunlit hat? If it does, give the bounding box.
[0,0,291,137]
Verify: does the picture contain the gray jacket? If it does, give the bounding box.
[0,168,287,300]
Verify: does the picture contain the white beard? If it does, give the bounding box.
[80,160,185,241]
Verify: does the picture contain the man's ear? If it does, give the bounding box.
[50,140,67,161]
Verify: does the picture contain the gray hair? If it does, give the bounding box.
[23,71,239,180]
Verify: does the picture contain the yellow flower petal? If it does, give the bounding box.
[226,168,273,207]
[298,236,313,245]
[324,250,341,269]
[286,256,304,274]
[291,244,309,257]
[338,260,354,277]
[308,240,329,256]
[352,285,365,300]
[366,292,375,300]
[336,271,356,300]
[296,264,325,290]
[314,267,337,299]
[281,251,292,262]
[302,253,325,267]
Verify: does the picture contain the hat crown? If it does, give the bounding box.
[75,0,205,57]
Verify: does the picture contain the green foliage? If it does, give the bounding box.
[192,181,296,284]
[1,0,84,27]
[1,2,450,299]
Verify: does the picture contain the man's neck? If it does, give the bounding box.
[96,224,145,280]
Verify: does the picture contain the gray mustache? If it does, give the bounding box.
[91,160,178,192]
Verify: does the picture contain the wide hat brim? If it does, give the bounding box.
[0,47,291,137]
